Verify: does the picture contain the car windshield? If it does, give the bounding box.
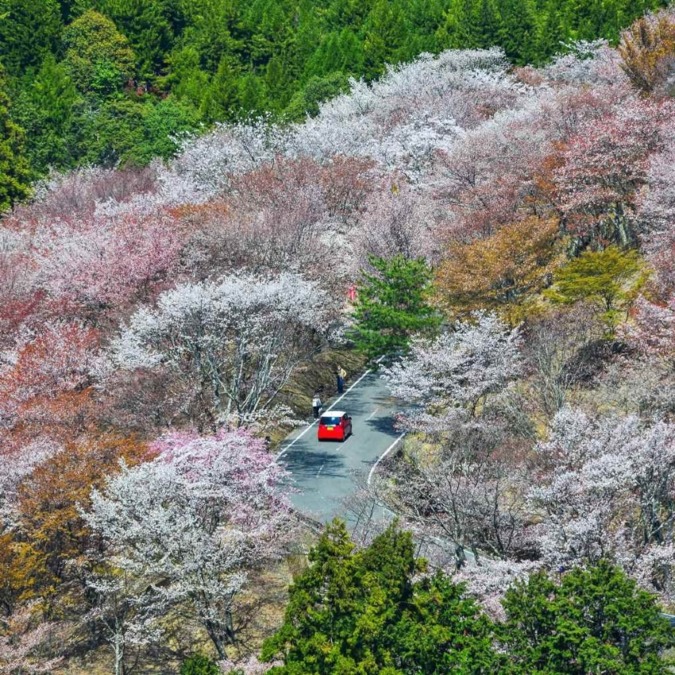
[320,416,342,426]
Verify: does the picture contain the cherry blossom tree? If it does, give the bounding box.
[383,312,523,429]
[0,604,64,674]
[287,48,527,178]
[541,40,628,87]
[621,295,675,358]
[111,272,331,428]
[0,228,41,348]
[375,314,528,573]
[374,427,532,570]
[82,429,295,661]
[80,567,168,675]
[0,322,99,440]
[32,209,186,314]
[160,116,286,204]
[529,407,675,602]
[433,104,554,239]
[182,156,376,286]
[352,183,438,268]
[7,166,158,227]
[640,137,675,241]
[0,436,62,523]
[553,97,673,248]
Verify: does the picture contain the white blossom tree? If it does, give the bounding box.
[111,272,331,427]
[82,429,295,661]
[374,314,527,570]
[374,428,532,569]
[529,407,675,602]
[80,571,166,675]
[383,312,523,430]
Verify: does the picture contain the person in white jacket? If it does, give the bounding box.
[312,393,322,419]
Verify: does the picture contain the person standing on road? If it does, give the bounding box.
[336,366,347,394]
[312,392,322,419]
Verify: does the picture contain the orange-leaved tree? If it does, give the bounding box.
[435,217,562,324]
[619,10,675,97]
[4,435,153,611]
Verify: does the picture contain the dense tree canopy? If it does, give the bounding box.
[501,561,675,673]
[0,66,32,213]
[0,0,668,209]
[350,255,441,360]
[262,521,501,673]
[2,8,675,670]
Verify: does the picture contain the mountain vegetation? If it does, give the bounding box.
[0,0,669,201]
[1,4,675,672]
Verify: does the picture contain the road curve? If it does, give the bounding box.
[277,372,399,524]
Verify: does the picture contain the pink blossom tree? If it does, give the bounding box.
[31,209,185,316]
[553,97,673,248]
[621,295,675,358]
[0,604,64,674]
[0,322,98,438]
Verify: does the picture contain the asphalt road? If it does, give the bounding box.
[277,371,401,525]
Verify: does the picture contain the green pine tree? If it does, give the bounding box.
[0,65,32,212]
[93,0,178,80]
[262,520,501,673]
[237,72,268,116]
[200,55,241,122]
[362,0,410,77]
[350,255,441,361]
[475,0,501,48]
[501,561,675,673]
[180,653,220,675]
[497,0,538,64]
[0,0,62,76]
[536,0,565,63]
[12,55,79,174]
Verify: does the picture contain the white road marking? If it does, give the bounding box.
[366,407,379,421]
[367,432,406,485]
[277,358,384,461]
[316,462,325,477]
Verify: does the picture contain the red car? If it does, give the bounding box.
[318,411,353,442]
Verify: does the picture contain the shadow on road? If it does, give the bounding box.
[281,448,346,479]
[365,414,399,437]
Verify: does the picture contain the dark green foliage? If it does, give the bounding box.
[284,72,350,120]
[72,96,198,167]
[199,56,242,123]
[0,66,32,213]
[0,0,668,194]
[0,0,63,76]
[350,255,441,360]
[11,56,79,173]
[262,520,501,673]
[180,653,221,675]
[63,9,137,95]
[501,561,675,674]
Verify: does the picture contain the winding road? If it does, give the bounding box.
[277,370,402,525]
